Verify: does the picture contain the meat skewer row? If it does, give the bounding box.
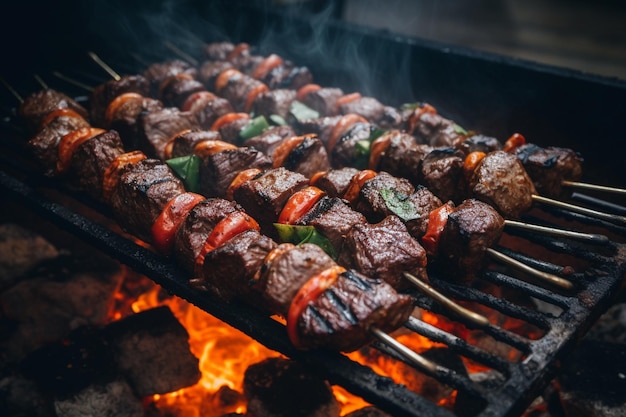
[11,85,442,369]
[182,42,626,206]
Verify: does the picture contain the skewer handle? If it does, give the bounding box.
[403,272,490,327]
[369,326,439,373]
[88,51,121,81]
[563,180,626,196]
[532,194,626,226]
[486,248,574,290]
[504,220,609,244]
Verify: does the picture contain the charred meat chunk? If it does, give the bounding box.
[243,125,297,156]
[436,199,505,282]
[332,122,375,168]
[458,134,502,156]
[420,147,466,203]
[467,151,537,219]
[375,130,432,185]
[136,107,200,159]
[338,215,427,289]
[408,110,466,148]
[158,74,206,109]
[301,87,344,116]
[403,185,444,240]
[311,167,360,198]
[251,88,296,120]
[198,60,235,92]
[193,96,234,130]
[295,115,343,147]
[167,129,222,159]
[142,59,197,97]
[298,269,414,352]
[280,134,331,179]
[107,95,164,149]
[18,89,89,134]
[353,171,415,223]
[89,75,151,128]
[109,159,185,242]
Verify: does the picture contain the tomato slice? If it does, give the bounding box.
[194,211,260,277]
[296,83,321,102]
[245,82,269,113]
[182,90,217,113]
[158,73,195,100]
[368,132,392,170]
[252,54,284,80]
[334,92,362,114]
[163,129,194,160]
[151,192,205,254]
[342,169,377,203]
[39,108,87,132]
[277,186,326,224]
[422,203,455,256]
[328,113,368,152]
[408,103,437,134]
[503,133,526,152]
[215,68,244,93]
[287,265,345,349]
[210,112,250,131]
[193,139,238,157]
[226,42,250,62]
[57,127,106,173]
[104,92,144,126]
[272,135,307,168]
[308,170,328,186]
[463,151,486,178]
[226,168,262,200]
[102,150,147,202]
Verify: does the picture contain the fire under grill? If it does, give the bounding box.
[2,2,626,417]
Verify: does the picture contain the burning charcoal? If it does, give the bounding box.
[557,340,626,417]
[243,357,340,417]
[104,306,201,397]
[0,370,54,417]
[0,223,59,291]
[344,406,392,417]
[53,378,143,417]
[0,253,123,365]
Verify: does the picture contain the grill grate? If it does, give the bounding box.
[2,3,626,416]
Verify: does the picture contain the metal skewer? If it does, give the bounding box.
[532,194,626,226]
[562,180,626,196]
[403,272,490,327]
[33,74,48,90]
[88,51,121,81]
[504,219,609,244]
[0,76,23,103]
[369,326,439,373]
[486,248,574,290]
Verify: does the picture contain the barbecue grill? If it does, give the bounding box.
[2,1,626,417]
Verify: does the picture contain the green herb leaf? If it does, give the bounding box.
[289,100,319,122]
[269,114,287,126]
[400,102,423,111]
[353,139,371,170]
[166,155,201,192]
[239,115,270,140]
[274,224,337,259]
[380,188,420,221]
[454,123,468,135]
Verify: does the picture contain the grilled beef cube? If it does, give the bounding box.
[136,107,200,159]
[275,66,314,90]
[193,96,233,130]
[375,130,432,185]
[89,75,151,128]
[203,41,236,61]
[379,106,404,129]
[198,147,272,199]
[18,89,89,134]
[27,113,91,176]
[298,269,414,352]
[168,130,221,159]
[70,130,125,200]
[403,185,444,240]
[408,110,466,148]
[296,196,367,252]
[109,159,186,242]
[458,134,502,156]
[311,167,360,198]
[420,148,466,203]
[295,115,343,147]
[514,144,583,198]
[301,87,344,116]
[217,73,266,112]
[257,243,334,314]
[202,229,277,307]
[332,122,374,168]
[467,151,537,219]
[338,215,427,289]
[198,60,235,92]
[338,96,386,125]
[217,117,252,144]
[233,167,309,239]
[243,125,297,156]
[174,198,241,272]
[353,171,415,223]
[142,59,197,97]
[107,95,163,149]
[280,135,331,178]
[251,89,296,120]
[159,74,206,109]
[436,199,504,282]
